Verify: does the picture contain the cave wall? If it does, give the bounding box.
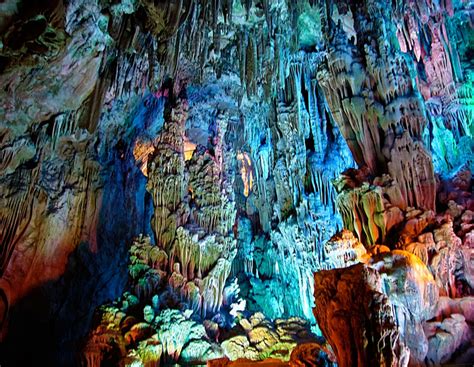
[0,1,157,363]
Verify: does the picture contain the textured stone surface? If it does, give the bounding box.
[313,263,409,367]
[220,312,319,362]
[289,342,336,367]
[366,250,438,364]
[0,0,472,366]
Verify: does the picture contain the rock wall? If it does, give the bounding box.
[314,263,410,367]
[0,1,159,364]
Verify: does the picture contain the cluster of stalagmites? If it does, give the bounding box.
[83,232,330,366]
[310,2,474,364]
[314,167,474,366]
[84,301,222,366]
[233,0,473,332]
[82,95,333,365]
[234,48,355,321]
[145,100,240,318]
[333,165,474,298]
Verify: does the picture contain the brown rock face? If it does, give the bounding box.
[289,343,335,367]
[313,263,409,367]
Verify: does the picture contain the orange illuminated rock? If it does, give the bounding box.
[133,137,157,176]
[313,263,409,367]
[289,342,335,367]
[237,151,253,197]
[367,251,439,364]
[184,136,197,161]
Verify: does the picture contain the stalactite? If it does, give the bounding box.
[245,33,257,97]
[391,0,473,174]
[51,111,76,150]
[334,181,386,247]
[0,168,38,276]
[317,0,437,244]
[4,1,473,366]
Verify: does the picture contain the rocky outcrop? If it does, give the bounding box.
[313,263,409,367]
[425,313,472,365]
[400,167,474,298]
[313,241,472,366]
[220,312,319,362]
[366,251,439,365]
[424,296,474,365]
[289,342,336,367]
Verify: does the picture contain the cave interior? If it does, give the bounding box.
[0,0,473,366]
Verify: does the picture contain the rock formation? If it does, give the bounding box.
[314,263,410,367]
[0,0,472,366]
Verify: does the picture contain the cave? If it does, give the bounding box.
[0,1,473,366]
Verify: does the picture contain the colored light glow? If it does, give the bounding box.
[237,151,253,197]
[133,138,156,176]
[184,136,196,161]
